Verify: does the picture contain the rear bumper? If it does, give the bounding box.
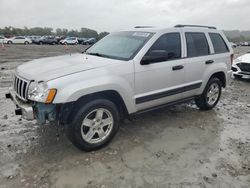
[5,88,34,120]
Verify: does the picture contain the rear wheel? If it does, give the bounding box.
[195,77,222,110]
[24,41,29,45]
[66,99,120,151]
[7,41,12,44]
[39,41,43,45]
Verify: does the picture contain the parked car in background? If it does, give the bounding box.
[230,42,237,48]
[60,37,78,45]
[240,42,250,46]
[77,37,87,44]
[0,36,8,44]
[33,36,58,45]
[232,52,250,79]
[28,36,41,43]
[55,36,65,44]
[7,36,32,44]
[82,38,97,45]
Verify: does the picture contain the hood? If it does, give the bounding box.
[234,53,250,64]
[16,53,120,81]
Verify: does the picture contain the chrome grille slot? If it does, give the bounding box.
[14,75,29,101]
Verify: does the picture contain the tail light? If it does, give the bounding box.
[230,54,234,64]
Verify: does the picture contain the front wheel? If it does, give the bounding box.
[195,77,222,110]
[66,99,120,151]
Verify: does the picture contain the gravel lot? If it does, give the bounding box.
[0,45,250,188]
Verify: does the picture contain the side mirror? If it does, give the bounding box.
[141,50,169,65]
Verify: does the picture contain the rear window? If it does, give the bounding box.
[185,32,210,57]
[209,33,229,54]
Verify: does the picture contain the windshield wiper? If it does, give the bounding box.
[86,52,110,58]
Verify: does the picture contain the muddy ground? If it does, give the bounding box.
[0,44,250,188]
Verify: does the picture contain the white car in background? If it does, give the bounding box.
[60,37,78,45]
[7,36,32,44]
[0,36,8,44]
[232,53,250,79]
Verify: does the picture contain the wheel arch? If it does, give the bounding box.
[64,90,129,124]
[209,71,226,88]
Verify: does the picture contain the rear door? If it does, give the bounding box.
[182,30,212,97]
[134,32,186,111]
[208,32,231,74]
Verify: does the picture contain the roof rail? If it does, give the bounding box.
[174,24,217,29]
[134,26,153,28]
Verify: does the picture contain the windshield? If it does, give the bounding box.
[86,31,154,61]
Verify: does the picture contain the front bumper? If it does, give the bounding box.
[5,88,34,120]
[6,88,73,125]
[232,64,250,77]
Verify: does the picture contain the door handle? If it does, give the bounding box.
[172,65,184,71]
[205,60,214,64]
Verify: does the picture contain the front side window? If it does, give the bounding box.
[145,33,181,62]
[185,32,209,57]
[209,33,229,54]
[86,31,154,61]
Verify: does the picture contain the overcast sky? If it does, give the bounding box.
[0,0,249,32]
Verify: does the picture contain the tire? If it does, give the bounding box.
[39,41,43,45]
[24,41,29,45]
[234,74,242,79]
[195,77,222,110]
[66,99,120,151]
[52,42,56,45]
[7,41,12,44]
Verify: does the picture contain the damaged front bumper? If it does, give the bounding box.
[5,89,57,124]
[232,63,250,78]
[5,89,34,120]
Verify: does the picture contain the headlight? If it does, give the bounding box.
[28,81,57,103]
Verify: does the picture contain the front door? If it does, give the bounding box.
[134,32,186,111]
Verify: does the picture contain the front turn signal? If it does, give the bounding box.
[45,89,57,104]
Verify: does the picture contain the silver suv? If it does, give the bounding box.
[6,25,233,151]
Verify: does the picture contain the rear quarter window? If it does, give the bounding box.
[185,32,210,57]
[209,33,229,54]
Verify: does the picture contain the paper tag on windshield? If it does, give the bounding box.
[132,32,150,37]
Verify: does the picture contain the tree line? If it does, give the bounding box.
[227,36,250,43]
[0,26,109,39]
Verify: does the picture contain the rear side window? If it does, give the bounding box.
[209,33,229,53]
[149,32,181,60]
[185,32,209,57]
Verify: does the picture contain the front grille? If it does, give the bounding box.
[14,75,29,101]
[237,63,250,72]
